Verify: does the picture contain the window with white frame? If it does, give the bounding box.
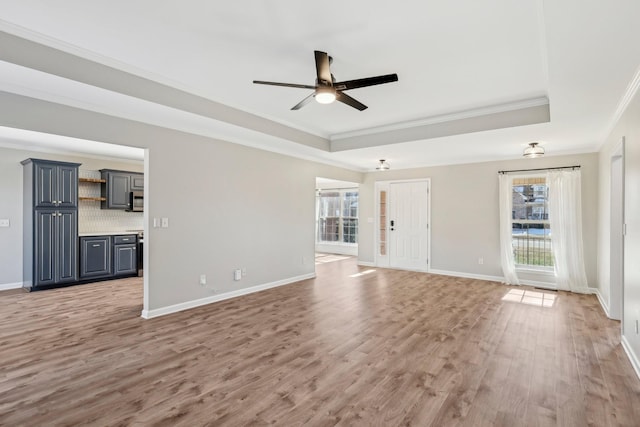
[511,176,554,269]
[317,189,358,244]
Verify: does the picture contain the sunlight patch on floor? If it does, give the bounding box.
[349,269,376,278]
[502,288,556,308]
[315,253,352,265]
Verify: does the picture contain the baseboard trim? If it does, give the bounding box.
[595,289,611,318]
[428,269,504,283]
[518,279,557,289]
[141,272,316,319]
[621,335,640,381]
[357,261,376,267]
[0,282,23,291]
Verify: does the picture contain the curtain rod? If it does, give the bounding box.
[498,165,580,174]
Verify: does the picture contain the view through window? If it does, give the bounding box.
[317,189,358,244]
[511,176,554,268]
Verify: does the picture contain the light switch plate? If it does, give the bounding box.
[0,219,9,227]
[161,217,169,228]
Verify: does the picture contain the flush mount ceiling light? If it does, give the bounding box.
[523,142,545,158]
[376,159,390,171]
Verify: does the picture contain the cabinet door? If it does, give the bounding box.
[35,210,57,286]
[80,236,111,278]
[57,165,78,208]
[56,210,78,284]
[34,163,57,208]
[130,173,144,191]
[107,173,131,209]
[114,244,137,275]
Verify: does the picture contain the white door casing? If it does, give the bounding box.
[376,180,430,271]
[610,139,624,321]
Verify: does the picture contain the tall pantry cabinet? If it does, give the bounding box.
[22,159,80,290]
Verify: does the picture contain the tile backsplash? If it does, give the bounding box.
[78,170,143,233]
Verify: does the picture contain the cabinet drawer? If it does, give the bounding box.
[113,235,136,245]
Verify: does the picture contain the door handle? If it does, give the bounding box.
[390,220,395,231]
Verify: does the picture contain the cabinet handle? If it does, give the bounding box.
[122,238,129,241]
[92,244,100,247]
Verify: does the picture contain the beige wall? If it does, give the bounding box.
[359,152,600,287]
[598,84,640,368]
[0,92,363,313]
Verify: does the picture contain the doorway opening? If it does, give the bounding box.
[315,177,359,260]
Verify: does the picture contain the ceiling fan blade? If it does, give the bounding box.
[253,80,316,90]
[314,51,332,85]
[334,73,398,91]
[336,91,368,111]
[291,93,315,110]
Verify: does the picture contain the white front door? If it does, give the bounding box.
[388,181,429,270]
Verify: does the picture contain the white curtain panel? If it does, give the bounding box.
[547,170,589,293]
[498,174,519,285]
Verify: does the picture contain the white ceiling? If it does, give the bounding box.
[0,0,639,170]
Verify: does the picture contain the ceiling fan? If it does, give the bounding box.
[253,50,398,111]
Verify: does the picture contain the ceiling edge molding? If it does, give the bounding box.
[0,140,144,164]
[0,19,330,139]
[602,64,640,145]
[330,97,549,141]
[0,28,331,152]
[331,103,551,152]
[0,90,366,173]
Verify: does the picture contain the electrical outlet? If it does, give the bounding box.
[241,268,246,277]
[199,274,206,286]
[234,269,242,281]
[478,257,484,265]
[0,219,9,227]
[161,217,169,228]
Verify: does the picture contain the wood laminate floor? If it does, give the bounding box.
[1,258,639,426]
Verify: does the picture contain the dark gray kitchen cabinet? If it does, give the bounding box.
[101,170,130,209]
[34,209,78,286]
[100,170,144,210]
[22,158,80,291]
[114,238,137,276]
[80,236,112,279]
[31,160,78,208]
[130,173,144,191]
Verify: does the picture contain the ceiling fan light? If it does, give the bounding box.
[315,86,336,104]
[523,142,544,158]
[376,159,390,171]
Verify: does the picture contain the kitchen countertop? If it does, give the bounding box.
[79,231,139,237]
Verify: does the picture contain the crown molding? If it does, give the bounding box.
[330,97,549,141]
[604,64,640,143]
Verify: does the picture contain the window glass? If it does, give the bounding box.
[511,179,553,268]
[317,189,358,244]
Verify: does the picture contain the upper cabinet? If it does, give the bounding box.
[22,159,79,209]
[100,169,144,210]
[130,174,144,191]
